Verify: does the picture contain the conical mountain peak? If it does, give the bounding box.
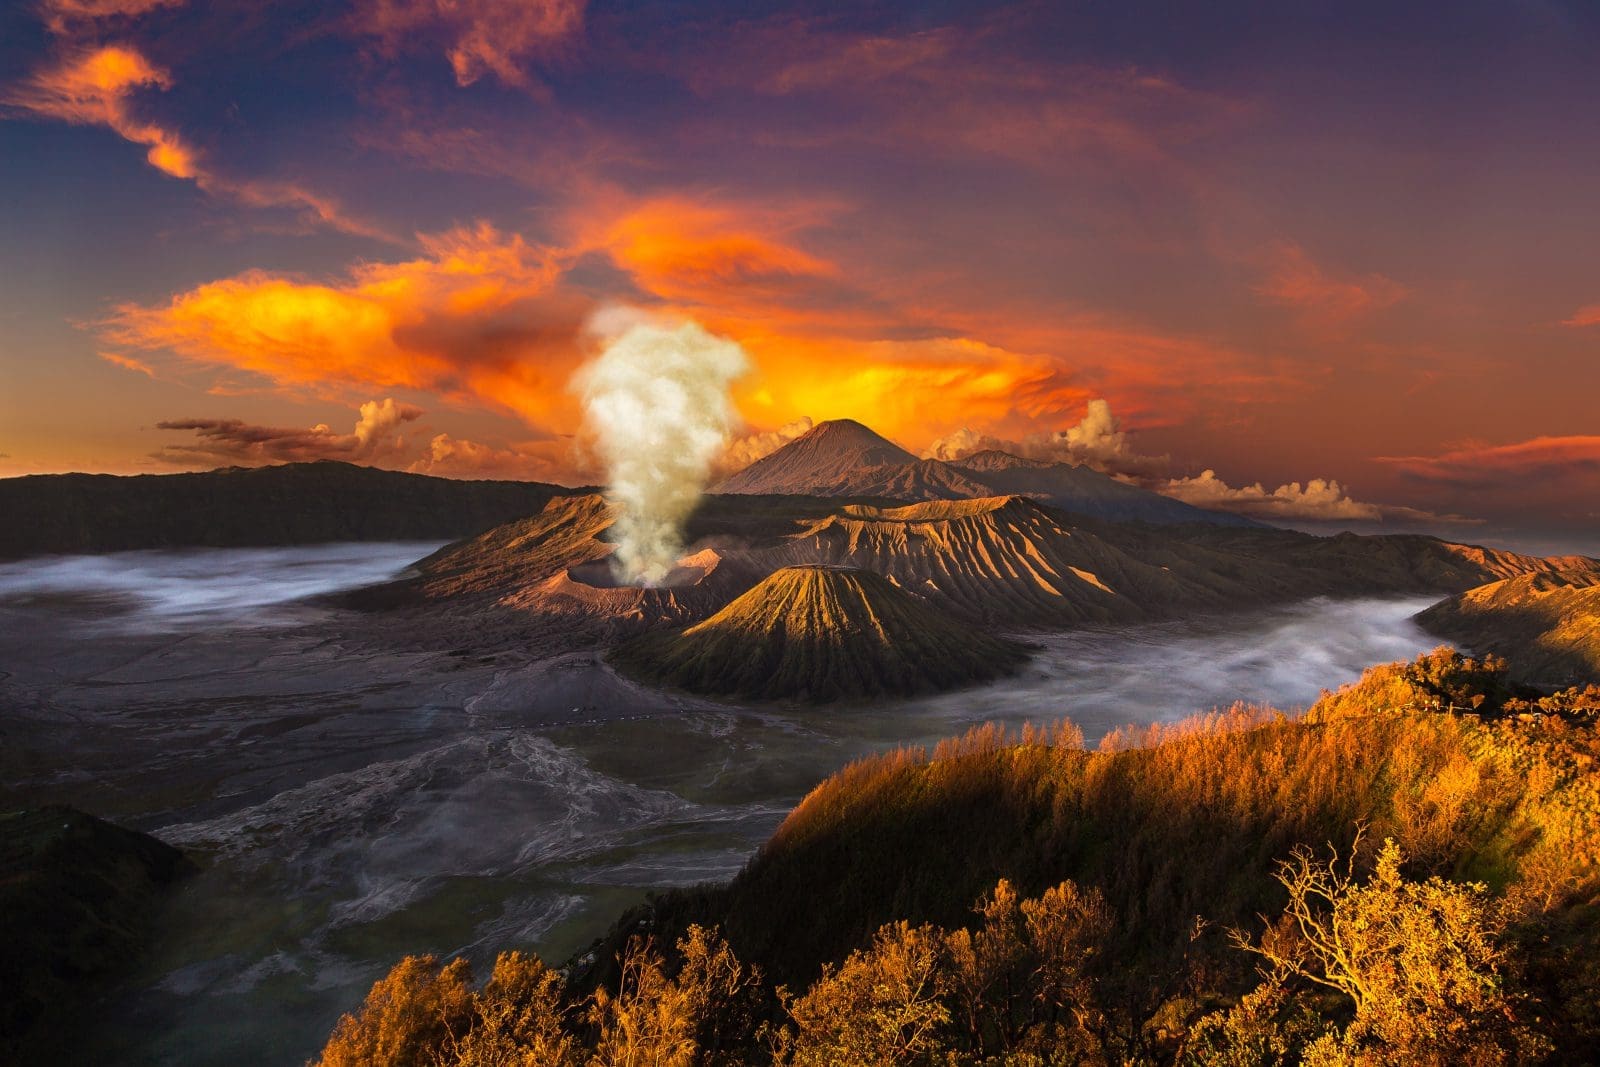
[610,565,1028,702]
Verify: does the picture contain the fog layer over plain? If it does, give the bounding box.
[0,545,1446,1065]
[0,543,443,627]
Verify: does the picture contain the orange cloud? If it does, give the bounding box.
[1254,241,1407,324]
[731,334,1091,448]
[104,223,589,425]
[602,198,838,301]
[408,433,578,481]
[352,0,585,88]
[1380,435,1600,489]
[6,45,389,239]
[1562,304,1600,328]
[152,398,423,466]
[98,176,1297,471]
[5,45,198,179]
[39,0,181,30]
[99,350,156,376]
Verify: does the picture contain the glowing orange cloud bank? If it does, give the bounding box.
[103,196,1109,455]
[6,45,197,179]
[105,224,589,424]
[1381,435,1600,489]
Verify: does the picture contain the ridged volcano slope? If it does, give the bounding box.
[610,566,1029,702]
[736,496,1259,626]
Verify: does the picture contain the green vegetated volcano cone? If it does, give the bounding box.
[611,565,1030,702]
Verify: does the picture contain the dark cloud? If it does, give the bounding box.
[153,399,422,466]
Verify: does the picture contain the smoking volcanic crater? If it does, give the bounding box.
[334,420,1600,703]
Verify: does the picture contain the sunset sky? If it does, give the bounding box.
[2,1,1597,551]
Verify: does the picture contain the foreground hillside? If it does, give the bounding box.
[319,651,1600,1064]
[0,462,580,559]
[0,808,190,1062]
[611,566,1030,701]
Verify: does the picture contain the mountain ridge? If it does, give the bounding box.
[361,491,1600,674]
[1418,572,1600,685]
[714,419,1259,527]
[0,461,585,559]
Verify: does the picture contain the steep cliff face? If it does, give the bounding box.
[610,565,1029,702]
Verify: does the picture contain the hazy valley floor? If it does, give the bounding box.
[0,544,1448,1065]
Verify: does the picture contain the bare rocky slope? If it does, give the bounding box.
[610,565,1030,702]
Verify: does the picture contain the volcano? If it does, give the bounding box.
[610,565,1029,702]
[712,419,918,495]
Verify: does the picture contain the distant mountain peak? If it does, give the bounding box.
[713,419,916,495]
[712,418,1258,528]
[794,419,915,459]
[610,565,1028,702]
[948,450,1056,472]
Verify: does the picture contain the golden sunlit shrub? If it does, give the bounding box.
[316,955,475,1067]
[779,921,951,1066]
[946,879,1112,1061]
[587,938,699,1067]
[1225,837,1545,1066]
[446,951,578,1067]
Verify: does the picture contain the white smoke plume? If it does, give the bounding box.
[572,310,749,585]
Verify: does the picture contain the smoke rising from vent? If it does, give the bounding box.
[573,310,749,585]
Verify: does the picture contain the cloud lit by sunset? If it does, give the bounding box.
[3,0,1598,550]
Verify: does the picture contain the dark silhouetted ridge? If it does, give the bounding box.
[0,461,582,558]
[0,807,191,1061]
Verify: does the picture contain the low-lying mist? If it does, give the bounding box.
[0,542,442,629]
[888,595,1448,744]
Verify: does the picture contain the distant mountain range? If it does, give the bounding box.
[713,419,1260,528]
[0,462,583,559]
